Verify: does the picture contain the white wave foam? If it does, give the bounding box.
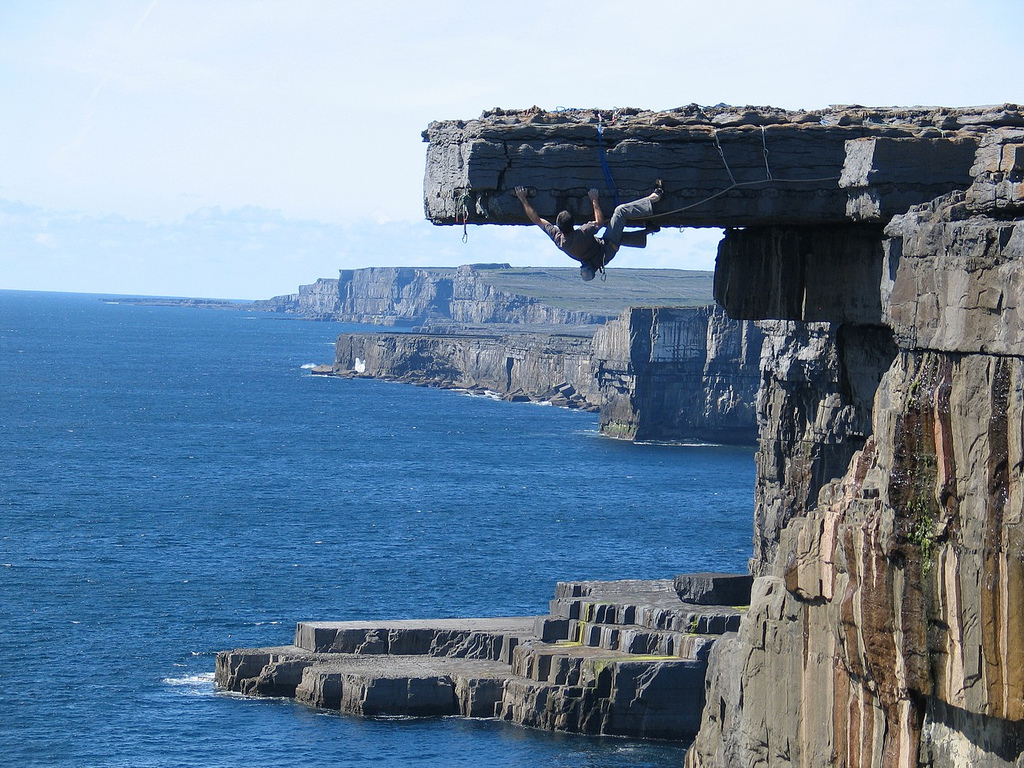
[300,363,317,369]
[455,388,502,401]
[635,439,724,447]
[163,672,215,688]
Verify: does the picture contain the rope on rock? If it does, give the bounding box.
[597,113,621,207]
[646,175,843,220]
[713,129,737,186]
[646,125,841,220]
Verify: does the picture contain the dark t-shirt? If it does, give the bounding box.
[541,221,605,265]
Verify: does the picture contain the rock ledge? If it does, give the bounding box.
[216,576,746,741]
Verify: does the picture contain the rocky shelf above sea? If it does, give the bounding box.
[217,574,753,740]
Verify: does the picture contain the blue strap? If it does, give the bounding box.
[597,121,620,208]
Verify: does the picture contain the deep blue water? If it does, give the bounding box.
[0,291,754,767]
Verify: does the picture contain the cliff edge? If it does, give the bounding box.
[331,304,762,444]
[424,105,1024,766]
[254,264,717,328]
[688,124,1024,767]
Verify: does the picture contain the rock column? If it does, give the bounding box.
[688,141,1024,766]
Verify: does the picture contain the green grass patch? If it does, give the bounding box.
[473,267,715,315]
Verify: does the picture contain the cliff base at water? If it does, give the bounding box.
[328,304,762,444]
[216,576,750,741]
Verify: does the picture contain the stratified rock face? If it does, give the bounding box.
[715,225,886,325]
[299,278,340,318]
[337,267,454,326]
[884,191,1024,355]
[334,330,601,411]
[691,344,1024,767]
[751,321,895,575]
[256,265,615,327]
[687,123,1024,766]
[215,579,747,741]
[966,127,1024,215]
[331,305,762,444]
[421,105,1023,229]
[593,305,762,443]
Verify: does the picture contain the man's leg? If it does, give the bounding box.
[602,194,657,253]
[617,230,648,249]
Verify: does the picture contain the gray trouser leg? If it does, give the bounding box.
[602,196,654,254]
[617,230,648,249]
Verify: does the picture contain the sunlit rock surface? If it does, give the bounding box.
[329,304,762,444]
[216,578,747,741]
[425,103,1024,765]
[422,105,1018,229]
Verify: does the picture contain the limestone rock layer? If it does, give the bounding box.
[328,304,762,444]
[423,105,1021,229]
[422,102,1024,766]
[685,111,1024,766]
[215,578,747,741]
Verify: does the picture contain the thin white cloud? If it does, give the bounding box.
[0,199,719,298]
[34,232,56,248]
[48,0,161,182]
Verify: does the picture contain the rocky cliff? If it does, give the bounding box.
[593,306,761,443]
[254,264,715,328]
[424,104,1024,765]
[215,576,748,741]
[332,303,762,444]
[216,104,1023,760]
[334,329,599,409]
[422,105,995,230]
[689,120,1024,766]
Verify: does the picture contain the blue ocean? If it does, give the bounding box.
[0,290,754,767]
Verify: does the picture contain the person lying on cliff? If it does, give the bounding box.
[514,183,663,281]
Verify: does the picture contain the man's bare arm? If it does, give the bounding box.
[588,188,606,227]
[515,186,550,228]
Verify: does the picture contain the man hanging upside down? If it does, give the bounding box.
[514,182,663,281]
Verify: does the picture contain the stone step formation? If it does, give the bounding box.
[215,573,751,741]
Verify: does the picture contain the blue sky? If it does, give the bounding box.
[0,0,1019,299]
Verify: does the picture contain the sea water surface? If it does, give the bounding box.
[0,291,754,767]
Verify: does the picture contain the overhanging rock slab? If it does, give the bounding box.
[423,105,1021,229]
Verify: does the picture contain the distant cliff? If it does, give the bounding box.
[253,265,608,326]
[253,264,717,329]
[331,304,762,444]
[595,306,762,443]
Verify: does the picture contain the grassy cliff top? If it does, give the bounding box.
[469,266,715,315]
